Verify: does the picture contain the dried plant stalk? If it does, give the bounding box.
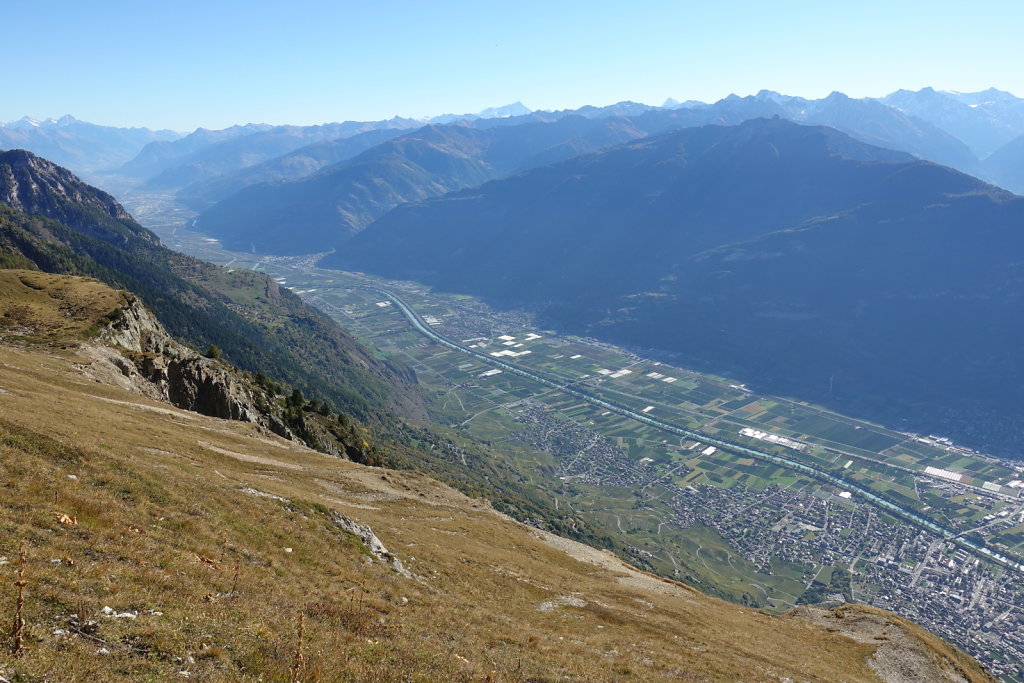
[10,547,27,657]
[290,610,306,682]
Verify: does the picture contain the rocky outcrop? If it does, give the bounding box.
[329,511,410,577]
[72,287,382,462]
[791,604,996,683]
[84,294,289,434]
[97,293,171,354]
[144,355,264,423]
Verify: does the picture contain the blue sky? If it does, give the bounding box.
[5,0,1022,131]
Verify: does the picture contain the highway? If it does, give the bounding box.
[366,285,1024,575]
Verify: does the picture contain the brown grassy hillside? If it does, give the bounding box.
[0,273,995,682]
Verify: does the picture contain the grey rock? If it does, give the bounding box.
[330,511,410,577]
[84,295,292,437]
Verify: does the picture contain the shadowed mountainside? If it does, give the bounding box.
[176,127,414,208]
[982,132,1024,195]
[194,116,655,254]
[329,119,1024,457]
[192,93,982,256]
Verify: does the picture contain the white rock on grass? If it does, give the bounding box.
[538,595,588,612]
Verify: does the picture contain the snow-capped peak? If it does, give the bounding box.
[5,116,41,129]
[476,102,532,119]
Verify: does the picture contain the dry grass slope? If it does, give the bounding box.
[0,273,996,682]
[0,270,126,347]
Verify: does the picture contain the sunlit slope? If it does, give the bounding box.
[0,277,994,682]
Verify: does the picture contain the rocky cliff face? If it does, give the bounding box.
[2,268,382,465]
[83,293,288,434]
[87,293,381,463]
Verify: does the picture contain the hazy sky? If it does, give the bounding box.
[5,0,1022,131]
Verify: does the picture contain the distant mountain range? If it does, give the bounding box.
[983,133,1024,195]
[121,120,426,190]
[175,127,412,207]
[188,90,1002,254]
[114,123,274,180]
[0,115,179,176]
[325,119,1024,458]
[878,87,1024,157]
[193,115,657,253]
[676,90,980,174]
[8,86,1022,196]
[429,101,533,124]
[873,87,1024,193]
[0,103,533,185]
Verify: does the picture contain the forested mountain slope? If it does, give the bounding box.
[330,119,1024,456]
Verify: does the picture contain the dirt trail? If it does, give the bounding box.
[198,441,304,470]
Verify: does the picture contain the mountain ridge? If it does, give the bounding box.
[0,149,159,247]
[879,86,1024,157]
[193,116,655,253]
[327,118,1024,457]
[981,132,1024,194]
[188,93,987,256]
